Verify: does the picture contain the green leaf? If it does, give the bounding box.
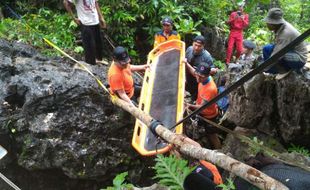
[153,154,194,189]
[112,172,128,187]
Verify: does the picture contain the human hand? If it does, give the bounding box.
[99,19,107,29]
[74,18,81,25]
[184,102,189,110]
[182,58,188,64]
[210,68,218,75]
[144,64,150,70]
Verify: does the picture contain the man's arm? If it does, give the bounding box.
[63,0,81,25]
[130,64,149,72]
[242,14,249,28]
[227,12,235,25]
[185,62,196,77]
[203,52,218,75]
[115,89,135,106]
[185,102,200,110]
[95,1,106,28]
[185,99,208,111]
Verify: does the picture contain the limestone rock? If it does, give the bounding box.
[224,65,310,148]
[0,40,153,189]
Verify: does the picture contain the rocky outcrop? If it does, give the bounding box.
[0,39,153,189]
[202,27,226,61]
[224,61,310,148]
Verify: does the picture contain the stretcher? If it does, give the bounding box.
[132,40,186,156]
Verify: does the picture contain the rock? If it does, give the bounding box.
[134,184,168,190]
[202,27,226,61]
[221,127,286,162]
[0,40,154,189]
[221,127,310,182]
[224,64,310,148]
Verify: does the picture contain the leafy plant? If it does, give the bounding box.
[245,137,265,155]
[101,172,134,190]
[214,59,226,70]
[217,178,236,190]
[0,7,77,56]
[153,154,194,190]
[288,144,310,157]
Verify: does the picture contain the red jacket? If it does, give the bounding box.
[227,11,249,32]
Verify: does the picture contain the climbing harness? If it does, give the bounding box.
[170,28,310,130]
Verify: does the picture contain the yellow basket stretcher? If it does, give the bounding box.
[132,40,186,156]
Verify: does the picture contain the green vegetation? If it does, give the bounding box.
[101,172,134,190]
[0,8,79,56]
[288,143,310,157]
[0,0,308,62]
[153,154,194,190]
[102,155,193,189]
[242,136,265,155]
[217,178,236,190]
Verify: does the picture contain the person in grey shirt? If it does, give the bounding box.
[262,8,308,79]
[184,35,217,100]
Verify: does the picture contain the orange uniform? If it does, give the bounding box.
[196,77,218,119]
[154,30,180,48]
[199,160,223,185]
[108,62,134,98]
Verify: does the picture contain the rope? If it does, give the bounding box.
[0,172,21,190]
[186,108,310,172]
[170,28,310,130]
[1,2,111,96]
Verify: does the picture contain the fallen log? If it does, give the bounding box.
[112,96,289,190]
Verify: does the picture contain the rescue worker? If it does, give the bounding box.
[226,2,249,65]
[108,46,148,106]
[64,0,106,65]
[184,35,217,101]
[228,40,257,72]
[262,8,308,80]
[185,62,221,149]
[153,17,180,48]
[182,137,223,190]
[239,40,256,63]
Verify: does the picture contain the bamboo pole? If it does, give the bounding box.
[112,97,289,190]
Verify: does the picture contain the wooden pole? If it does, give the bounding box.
[112,97,289,190]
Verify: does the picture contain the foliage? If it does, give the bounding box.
[0,7,79,56]
[244,137,265,155]
[0,0,309,61]
[217,178,236,190]
[288,144,310,157]
[101,172,134,190]
[279,0,310,32]
[214,59,226,70]
[153,154,194,190]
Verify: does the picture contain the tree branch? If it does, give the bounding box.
[112,97,289,190]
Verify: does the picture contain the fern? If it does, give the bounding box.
[101,172,134,190]
[288,144,310,157]
[153,154,194,190]
[217,178,236,190]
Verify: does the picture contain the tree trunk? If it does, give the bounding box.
[112,97,289,190]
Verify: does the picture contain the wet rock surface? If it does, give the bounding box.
[0,39,153,189]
